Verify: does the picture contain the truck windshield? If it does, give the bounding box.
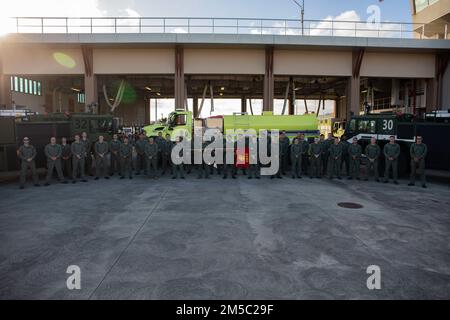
[168,113,186,127]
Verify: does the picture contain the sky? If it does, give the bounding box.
[0,0,413,120]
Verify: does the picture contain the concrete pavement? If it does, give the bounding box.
[0,174,449,299]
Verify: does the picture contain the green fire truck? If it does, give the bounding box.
[143,110,320,142]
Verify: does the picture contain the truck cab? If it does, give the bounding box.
[144,110,194,141]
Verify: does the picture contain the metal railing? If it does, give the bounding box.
[3,17,449,39]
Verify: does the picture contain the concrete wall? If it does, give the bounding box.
[93,48,175,74]
[273,50,352,76]
[184,48,265,74]
[360,52,436,78]
[1,46,84,75]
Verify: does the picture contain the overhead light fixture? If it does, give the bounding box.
[219,92,224,96]
[220,87,225,91]
[145,86,152,91]
[71,88,81,92]
[156,92,161,96]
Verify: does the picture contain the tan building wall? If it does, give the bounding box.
[360,52,436,78]
[184,48,265,74]
[1,46,84,75]
[93,48,175,74]
[273,50,352,76]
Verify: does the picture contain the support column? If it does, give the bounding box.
[288,96,295,115]
[435,53,450,110]
[193,97,199,118]
[241,97,247,113]
[82,46,98,113]
[175,46,185,110]
[263,47,274,112]
[346,49,364,120]
[0,57,11,109]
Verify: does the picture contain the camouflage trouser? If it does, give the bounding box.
[197,163,210,178]
[281,154,289,174]
[328,156,341,178]
[72,156,85,180]
[222,164,236,178]
[147,156,158,178]
[349,157,361,179]
[136,153,146,174]
[365,159,379,180]
[341,155,350,176]
[161,153,171,174]
[110,152,121,175]
[384,159,398,182]
[62,158,71,179]
[46,159,64,183]
[310,155,321,177]
[321,153,329,176]
[291,155,302,178]
[248,164,260,178]
[20,160,39,187]
[410,159,426,185]
[96,155,109,178]
[120,156,133,178]
[172,164,185,178]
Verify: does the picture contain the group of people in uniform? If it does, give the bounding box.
[17,130,428,189]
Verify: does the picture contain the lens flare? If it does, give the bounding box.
[53,52,76,69]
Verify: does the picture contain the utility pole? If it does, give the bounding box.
[291,0,305,35]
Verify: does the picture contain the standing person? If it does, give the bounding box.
[71,134,87,183]
[145,137,159,179]
[81,132,92,176]
[364,137,381,182]
[309,137,322,179]
[155,131,165,170]
[290,138,302,179]
[109,134,121,177]
[348,137,362,180]
[222,134,236,179]
[235,134,248,176]
[409,136,428,188]
[197,140,211,179]
[161,134,172,175]
[279,131,290,176]
[94,135,109,180]
[44,137,67,186]
[339,135,350,178]
[135,133,147,175]
[61,137,72,179]
[299,134,310,175]
[119,136,133,179]
[270,133,283,179]
[383,136,400,184]
[248,134,260,179]
[329,137,343,180]
[321,133,333,176]
[18,137,39,189]
[172,136,185,179]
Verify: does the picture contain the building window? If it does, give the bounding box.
[10,76,42,96]
[77,93,85,104]
[414,0,439,13]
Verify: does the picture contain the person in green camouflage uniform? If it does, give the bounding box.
[81,132,92,176]
[290,138,302,179]
[299,133,310,175]
[145,137,159,179]
[309,137,322,179]
[161,134,173,175]
[408,136,428,188]
[328,137,343,179]
[279,132,290,175]
[339,135,350,177]
[18,137,39,189]
[135,133,147,175]
[348,137,362,180]
[94,135,110,180]
[383,136,401,184]
[119,136,133,179]
[61,137,72,179]
[44,137,67,185]
[222,135,236,179]
[320,133,332,177]
[71,134,88,183]
[248,135,260,179]
[364,137,381,182]
[197,141,211,179]
[172,136,185,179]
[109,134,121,176]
